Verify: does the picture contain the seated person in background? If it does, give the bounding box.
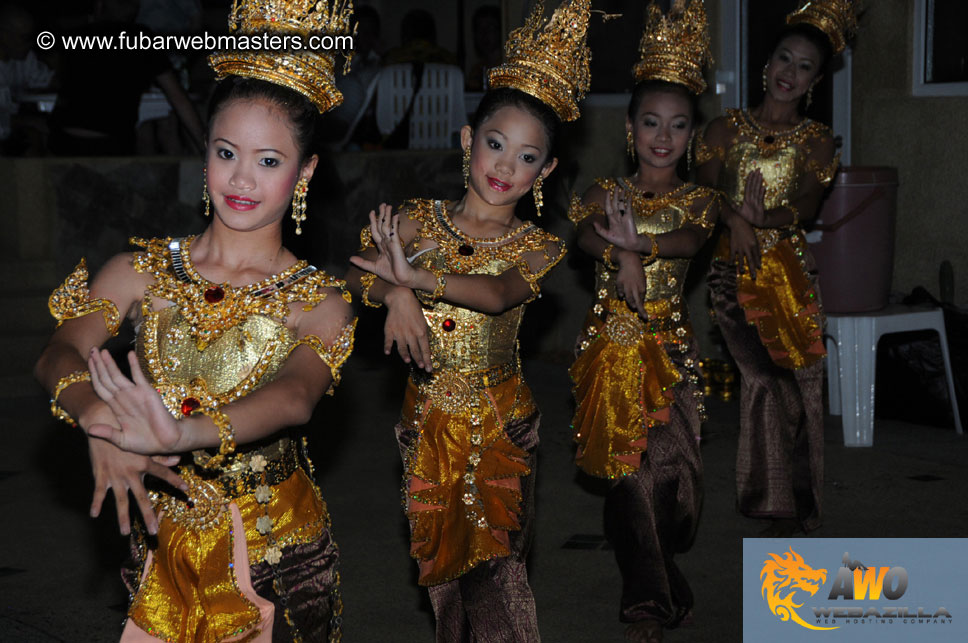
[134,0,204,154]
[0,2,55,155]
[49,0,204,155]
[384,9,457,66]
[466,5,501,91]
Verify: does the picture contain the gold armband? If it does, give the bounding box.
[290,319,357,394]
[197,407,235,470]
[50,370,92,427]
[415,269,447,306]
[514,261,542,303]
[360,273,382,308]
[602,244,620,271]
[642,233,659,266]
[49,260,121,336]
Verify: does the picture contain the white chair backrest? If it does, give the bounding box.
[375,63,467,149]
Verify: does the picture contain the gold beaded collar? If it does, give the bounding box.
[132,236,341,350]
[407,199,558,275]
[731,108,824,157]
[435,200,537,248]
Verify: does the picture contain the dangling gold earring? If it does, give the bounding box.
[291,177,309,235]
[202,168,210,217]
[762,63,769,92]
[532,175,544,217]
[806,83,815,110]
[687,131,695,172]
[462,145,471,188]
[626,130,635,162]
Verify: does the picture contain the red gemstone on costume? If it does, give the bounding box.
[458,244,474,256]
[181,397,200,416]
[442,319,456,332]
[643,192,655,199]
[764,135,775,144]
[204,286,224,303]
[186,500,195,509]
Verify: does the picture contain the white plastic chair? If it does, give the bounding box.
[826,305,963,446]
[374,63,467,149]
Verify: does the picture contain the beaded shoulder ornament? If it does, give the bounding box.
[48,258,122,336]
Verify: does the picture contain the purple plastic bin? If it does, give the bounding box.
[809,166,898,313]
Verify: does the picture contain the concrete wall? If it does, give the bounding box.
[850,0,968,304]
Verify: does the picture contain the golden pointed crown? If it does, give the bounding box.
[208,0,355,113]
[633,0,712,94]
[786,0,859,56]
[487,0,592,122]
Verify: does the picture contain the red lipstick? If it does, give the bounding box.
[224,195,260,211]
[487,177,511,192]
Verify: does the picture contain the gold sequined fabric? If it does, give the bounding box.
[736,234,825,369]
[129,468,328,640]
[703,110,830,369]
[365,200,562,585]
[569,179,710,479]
[400,372,535,586]
[570,301,684,479]
[126,236,352,642]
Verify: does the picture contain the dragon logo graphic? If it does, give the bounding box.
[760,547,838,631]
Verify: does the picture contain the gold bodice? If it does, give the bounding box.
[401,199,565,373]
[702,109,838,251]
[592,178,715,306]
[130,236,354,416]
[139,306,295,398]
[567,178,716,318]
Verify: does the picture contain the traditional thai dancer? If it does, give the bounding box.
[34,1,357,640]
[567,2,716,641]
[694,0,857,537]
[345,2,593,640]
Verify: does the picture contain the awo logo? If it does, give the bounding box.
[759,548,954,632]
[760,547,836,631]
[812,551,953,627]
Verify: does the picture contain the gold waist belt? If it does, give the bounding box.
[210,439,301,499]
[413,361,519,392]
[602,298,689,335]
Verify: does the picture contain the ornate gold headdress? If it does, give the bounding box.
[208,0,355,113]
[487,0,592,122]
[786,0,859,56]
[633,0,712,95]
